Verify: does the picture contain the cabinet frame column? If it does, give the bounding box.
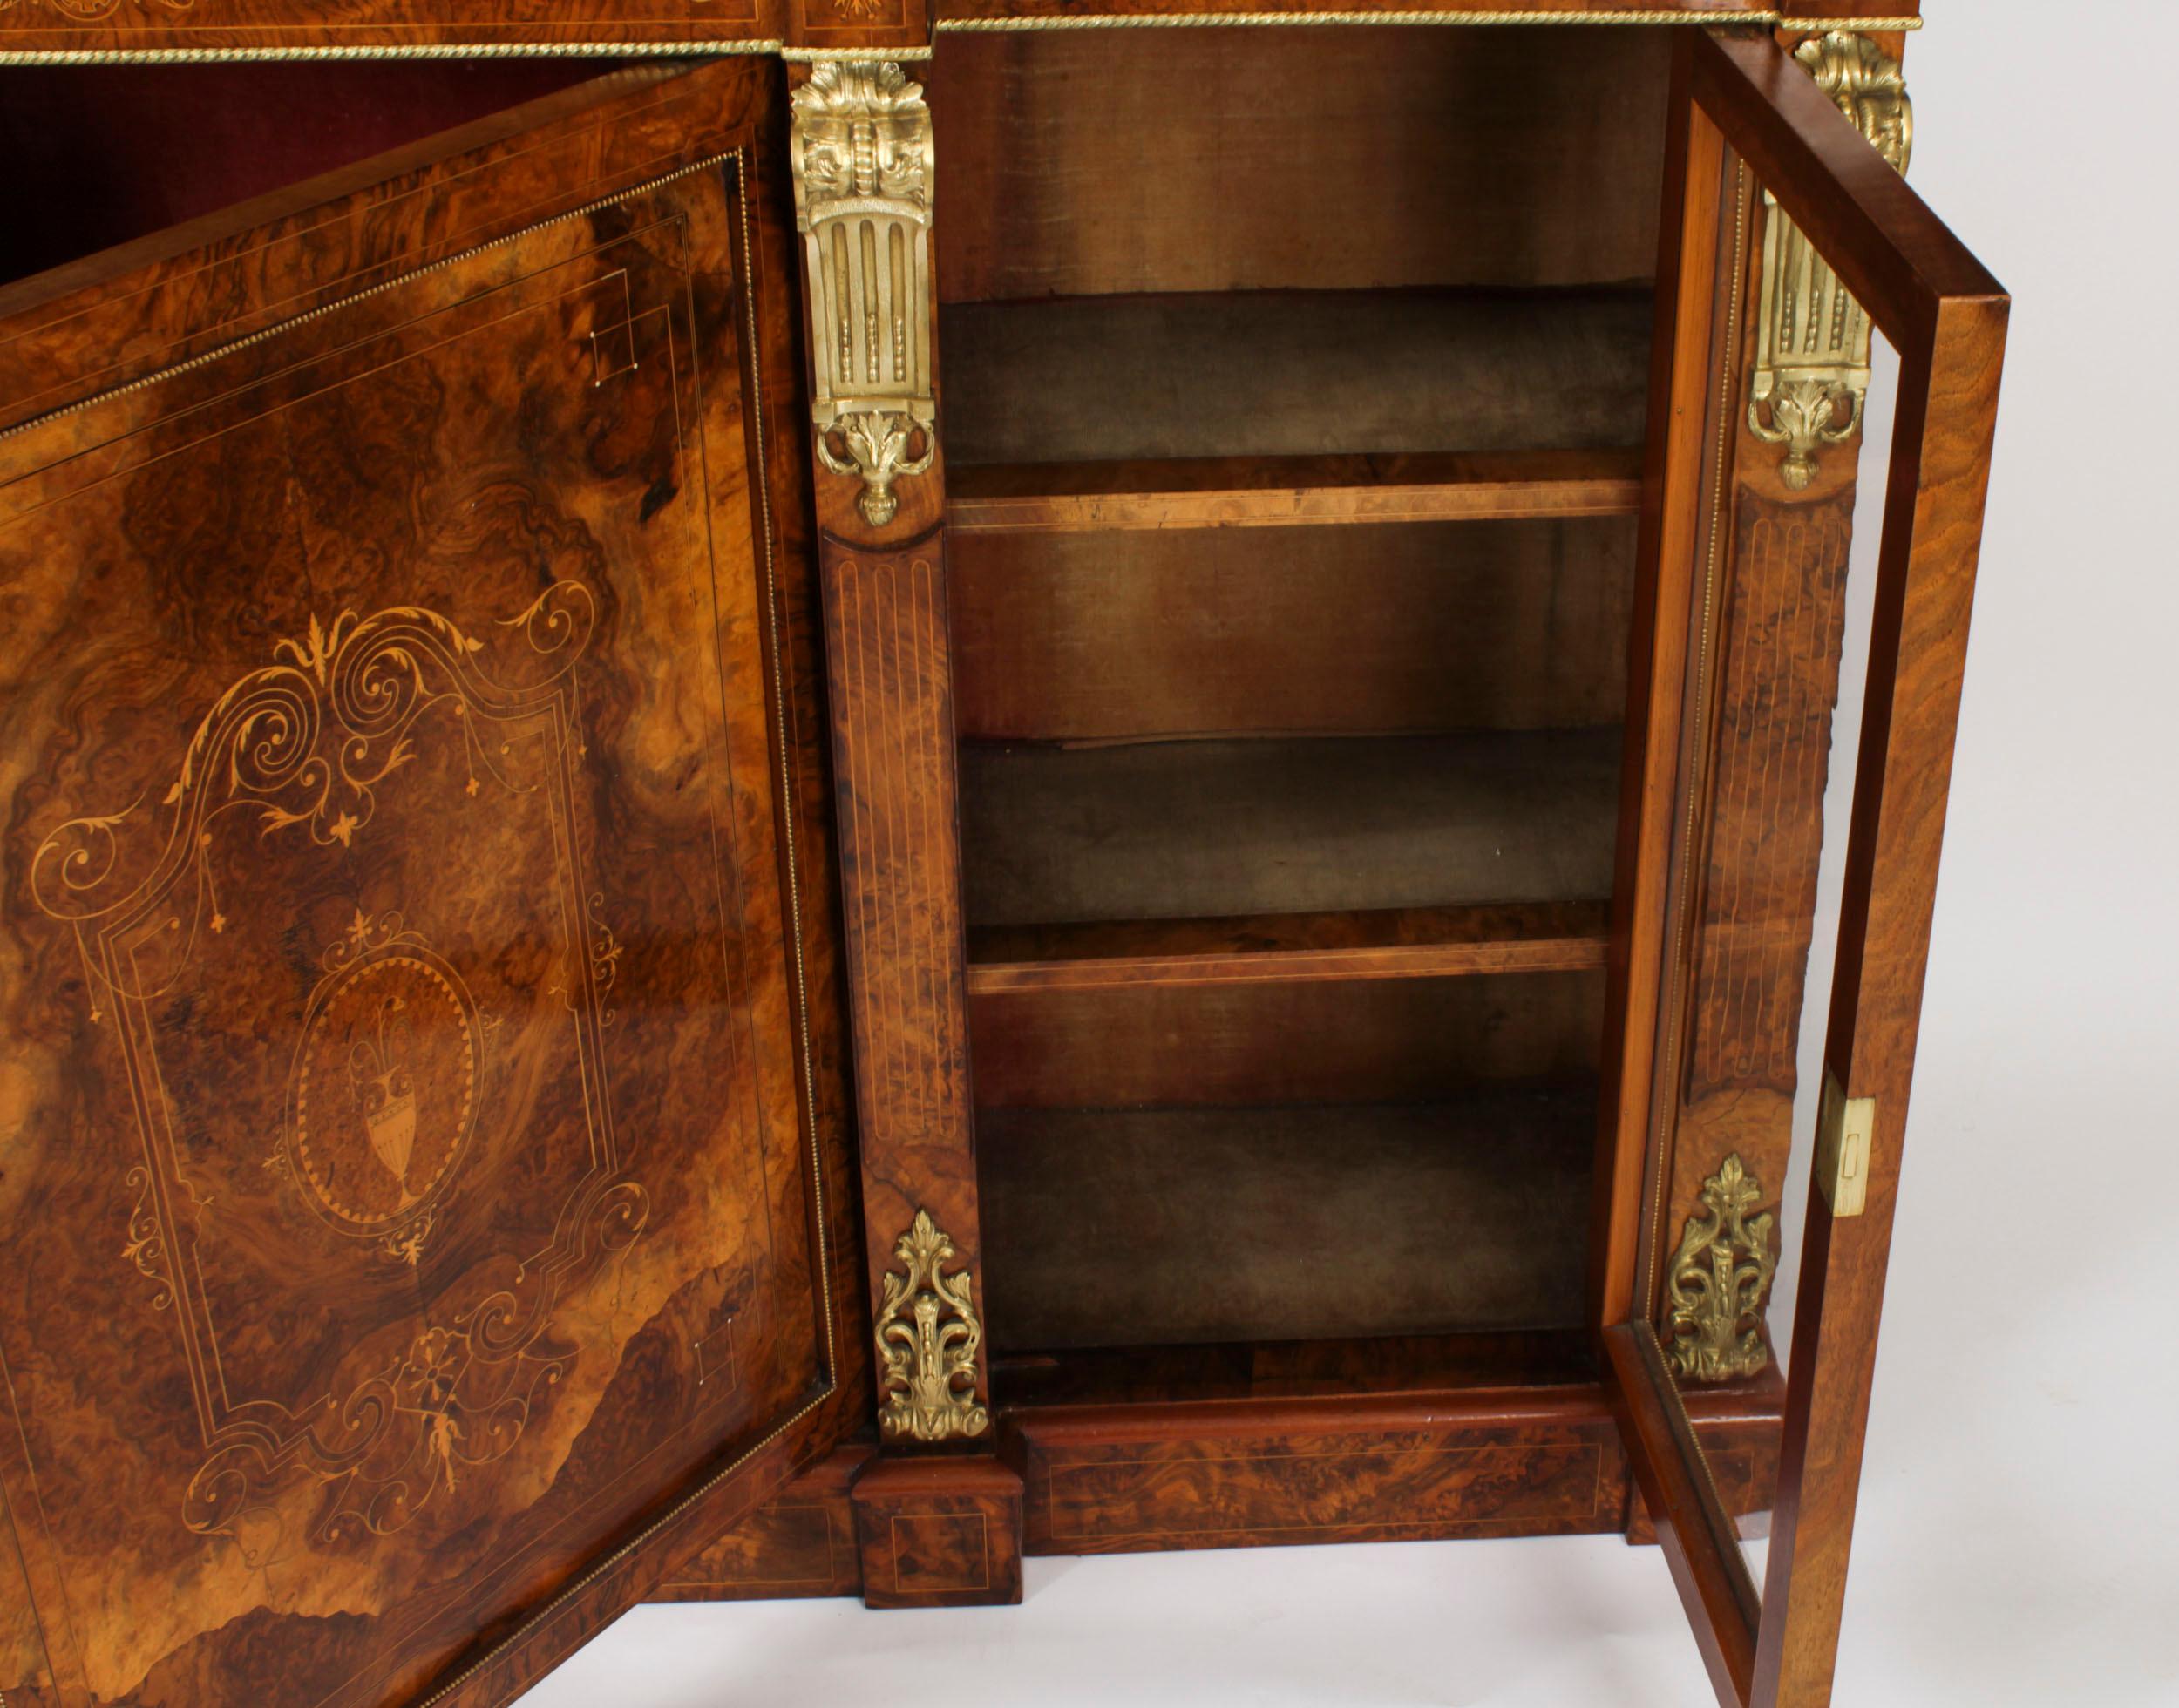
[787,52,1024,1610]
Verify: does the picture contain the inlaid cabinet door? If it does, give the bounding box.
[0,63,861,1707]
[1602,26,2006,1708]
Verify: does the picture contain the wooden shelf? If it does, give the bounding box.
[967,899,1608,994]
[959,729,1623,928]
[940,288,1653,468]
[978,1084,1597,1352]
[947,448,1643,534]
[990,1328,1598,1411]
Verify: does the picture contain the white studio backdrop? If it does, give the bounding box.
[519,3,2179,1701]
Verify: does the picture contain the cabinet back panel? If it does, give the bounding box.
[970,971,1604,1108]
[931,27,1670,302]
[978,1090,1594,1350]
[940,289,1652,465]
[951,518,1637,741]
[960,730,1621,927]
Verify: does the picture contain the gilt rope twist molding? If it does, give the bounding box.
[929,12,1924,30]
[0,14,1920,67]
[1663,1153,1778,1383]
[791,61,938,528]
[874,1210,990,1442]
[1748,30,1913,490]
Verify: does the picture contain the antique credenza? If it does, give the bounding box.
[0,3,2005,1704]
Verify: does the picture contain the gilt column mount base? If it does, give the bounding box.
[849,1454,1025,1610]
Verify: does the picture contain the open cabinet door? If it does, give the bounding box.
[0,61,863,1707]
[1601,24,2007,1708]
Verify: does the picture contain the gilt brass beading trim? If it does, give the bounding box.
[930,11,1922,30]
[0,40,784,64]
[0,13,1922,65]
[789,60,938,527]
[1747,30,1912,489]
[873,1210,991,1442]
[1663,1153,1778,1384]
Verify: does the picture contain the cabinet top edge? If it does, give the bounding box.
[0,6,1921,71]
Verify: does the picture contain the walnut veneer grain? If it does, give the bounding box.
[0,63,866,1707]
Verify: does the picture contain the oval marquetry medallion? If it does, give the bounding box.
[292,946,479,1236]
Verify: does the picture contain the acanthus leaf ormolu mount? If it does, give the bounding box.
[873,1210,991,1443]
[791,59,938,528]
[0,15,2004,1708]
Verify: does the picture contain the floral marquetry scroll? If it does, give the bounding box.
[28,582,659,1556]
[875,1210,991,1442]
[1663,1154,1778,1384]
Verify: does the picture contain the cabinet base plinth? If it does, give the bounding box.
[850,1453,1026,1609]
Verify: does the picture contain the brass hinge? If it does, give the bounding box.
[1815,1068,1877,1217]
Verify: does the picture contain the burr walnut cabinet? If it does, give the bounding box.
[0,5,2004,1705]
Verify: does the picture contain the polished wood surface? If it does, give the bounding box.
[787,51,990,1464]
[1605,1325,1761,1705]
[0,68,728,431]
[639,1349,1785,1593]
[1008,1359,1778,1558]
[0,0,927,60]
[946,449,1644,533]
[848,1454,1024,1609]
[1626,1366,1788,1547]
[820,530,993,1425]
[654,1444,874,1603]
[1589,33,1726,1333]
[1651,174,1858,1354]
[0,63,866,1707]
[967,900,1610,994]
[938,0,1758,17]
[1753,221,2006,1708]
[1019,1388,1628,1555]
[1691,28,1995,347]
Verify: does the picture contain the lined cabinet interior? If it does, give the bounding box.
[932,27,1667,1364]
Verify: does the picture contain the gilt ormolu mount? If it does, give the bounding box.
[1748,30,1915,489]
[791,60,937,528]
[873,1210,989,1443]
